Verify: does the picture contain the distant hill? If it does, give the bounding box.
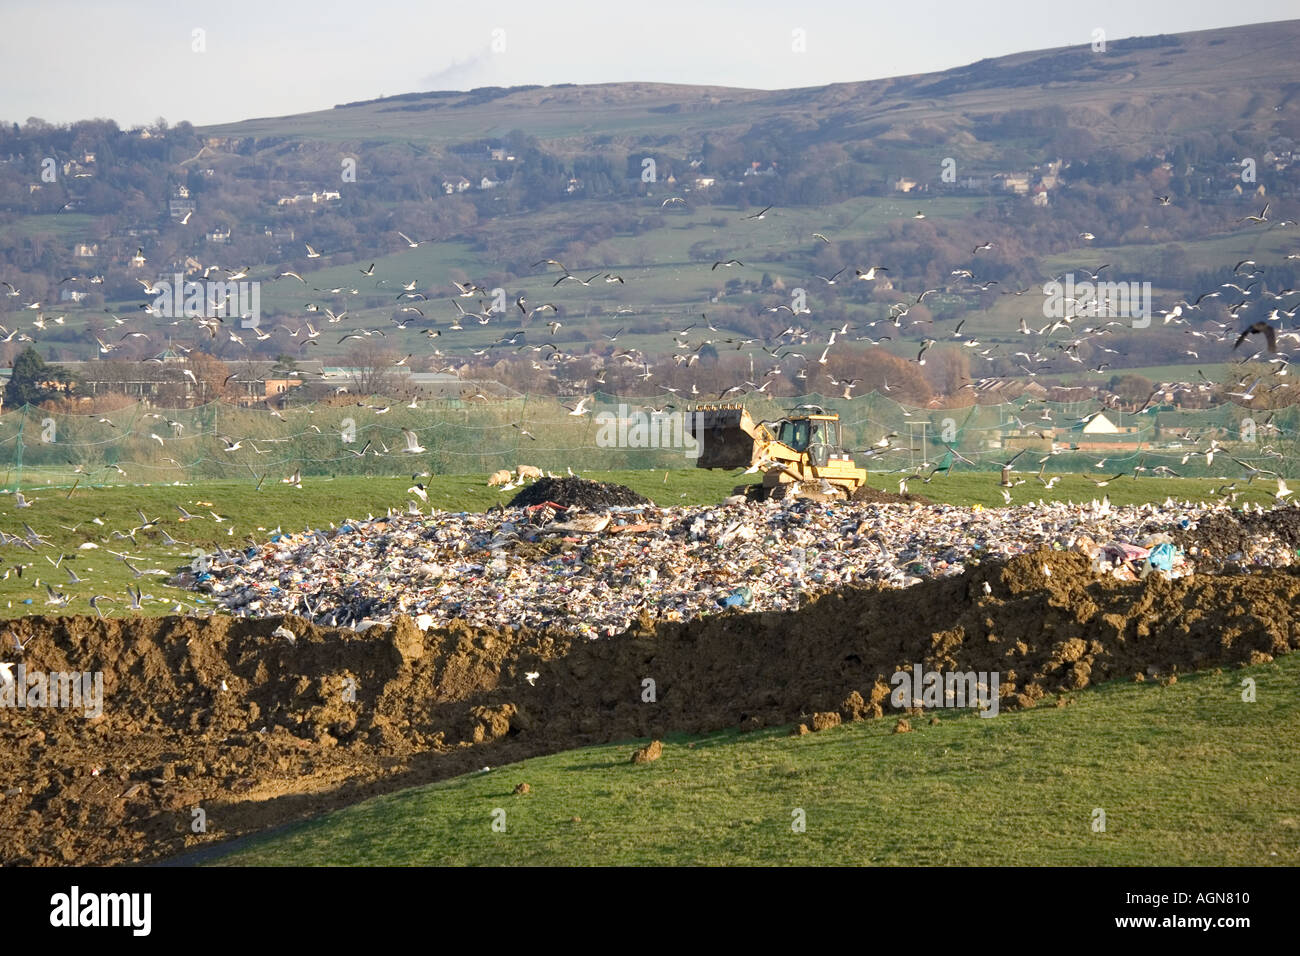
[0,18,1297,397]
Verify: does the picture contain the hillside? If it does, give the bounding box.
[0,18,1298,404]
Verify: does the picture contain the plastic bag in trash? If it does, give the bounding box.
[1146,542,1178,572]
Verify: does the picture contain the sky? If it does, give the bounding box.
[1,0,1296,129]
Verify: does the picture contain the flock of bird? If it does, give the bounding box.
[0,187,1297,495]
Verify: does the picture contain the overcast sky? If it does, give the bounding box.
[2,0,1295,129]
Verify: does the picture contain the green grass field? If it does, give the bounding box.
[0,468,1283,620]
[207,653,1300,866]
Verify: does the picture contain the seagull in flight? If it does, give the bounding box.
[565,396,592,416]
[1233,322,1277,353]
[1236,202,1270,225]
[742,205,773,220]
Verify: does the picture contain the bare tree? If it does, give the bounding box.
[345,340,399,397]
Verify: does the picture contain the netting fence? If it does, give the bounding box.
[2,391,1298,489]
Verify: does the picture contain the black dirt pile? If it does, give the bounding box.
[3,550,1297,866]
[1173,506,1300,564]
[509,476,650,509]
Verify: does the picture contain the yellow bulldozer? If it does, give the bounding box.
[688,403,869,499]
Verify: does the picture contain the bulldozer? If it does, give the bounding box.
[688,403,869,499]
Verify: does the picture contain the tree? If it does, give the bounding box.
[345,341,399,397]
[5,347,74,408]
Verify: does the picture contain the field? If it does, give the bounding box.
[208,653,1300,866]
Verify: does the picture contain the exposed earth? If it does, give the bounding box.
[1,547,1296,866]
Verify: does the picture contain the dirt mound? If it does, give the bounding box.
[1173,506,1300,564]
[509,476,650,509]
[3,552,1297,866]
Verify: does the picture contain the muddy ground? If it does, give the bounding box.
[1,548,1296,866]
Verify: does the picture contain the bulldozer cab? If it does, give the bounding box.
[780,413,842,465]
[777,419,812,451]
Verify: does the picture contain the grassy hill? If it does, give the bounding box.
[3,18,1298,392]
[205,652,1300,866]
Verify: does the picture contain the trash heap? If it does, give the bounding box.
[178,498,1300,638]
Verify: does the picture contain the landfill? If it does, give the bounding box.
[178,494,1300,637]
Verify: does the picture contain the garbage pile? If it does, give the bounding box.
[179,498,1300,638]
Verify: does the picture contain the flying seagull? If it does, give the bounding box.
[1233,322,1277,353]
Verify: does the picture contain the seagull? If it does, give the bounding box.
[712,259,743,270]
[525,671,539,685]
[1236,202,1270,225]
[14,492,34,508]
[401,429,426,453]
[304,243,321,258]
[1233,322,1277,353]
[565,396,592,417]
[855,266,889,280]
[407,483,428,502]
[742,205,773,220]
[661,197,687,207]
[999,450,1027,487]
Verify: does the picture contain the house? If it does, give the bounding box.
[693,176,715,189]
[1031,187,1049,207]
[442,176,472,194]
[999,173,1030,195]
[59,289,87,303]
[488,147,512,161]
[479,176,499,190]
[891,177,918,193]
[169,198,196,219]
[566,178,583,194]
[207,226,231,244]
[74,242,99,258]
[1081,413,1118,434]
